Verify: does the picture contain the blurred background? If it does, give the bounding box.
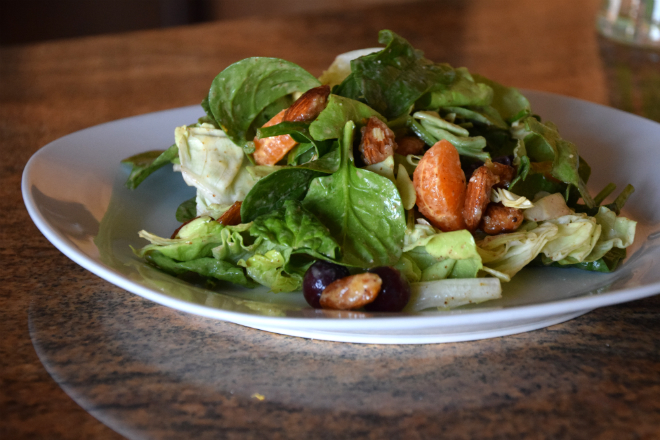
[0,0,425,46]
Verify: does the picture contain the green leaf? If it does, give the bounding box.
[208,57,320,148]
[416,67,493,110]
[346,30,455,119]
[443,105,508,130]
[515,117,595,208]
[175,197,197,223]
[144,250,256,287]
[238,250,302,292]
[250,199,340,261]
[241,168,325,223]
[472,74,531,123]
[302,121,406,267]
[122,144,178,189]
[402,229,483,281]
[309,94,385,141]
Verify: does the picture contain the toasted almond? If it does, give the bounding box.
[217,201,242,226]
[359,116,397,165]
[320,273,382,310]
[413,140,467,232]
[284,85,331,122]
[253,109,298,165]
[479,203,524,234]
[486,161,516,188]
[463,165,499,232]
[395,136,425,156]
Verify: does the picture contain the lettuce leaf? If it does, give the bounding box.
[416,67,493,110]
[512,116,595,208]
[478,222,559,281]
[238,250,302,293]
[175,124,259,217]
[472,74,531,123]
[144,250,256,288]
[250,200,340,262]
[402,229,483,281]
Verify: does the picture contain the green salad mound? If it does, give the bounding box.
[122,30,636,311]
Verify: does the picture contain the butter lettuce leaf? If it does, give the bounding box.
[512,116,595,208]
[176,124,259,217]
[416,67,493,110]
[250,200,340,262]
[478,222,559,281]
[472,74,531,123]
[402,230,483,281]
[144,251,256,288]
[238,250,302,293]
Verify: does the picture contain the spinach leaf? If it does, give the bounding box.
[332,72,365,102]
[241,168,325,222]
[200,96,220,128]
[303,121,406,267]
[309,94,385,141]
[175,197,197,223]
[208,57,320,149]
[346,30,455,119]
[295,144,340,174]
[122,144,178,189]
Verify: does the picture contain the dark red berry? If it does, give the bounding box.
[303,261,350,308]
[364,266,411,312]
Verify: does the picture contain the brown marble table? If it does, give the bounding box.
[2,0,660,438]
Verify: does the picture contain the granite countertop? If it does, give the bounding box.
[2,0,660,438]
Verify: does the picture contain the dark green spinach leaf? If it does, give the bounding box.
[241,168,325,222]
[122,144,178,189]
[303,121,406,267]
[208,57,320,149]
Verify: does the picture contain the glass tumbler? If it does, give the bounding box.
[597,0,660,47]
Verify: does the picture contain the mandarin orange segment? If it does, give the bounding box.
[413,140,467,232]
[253,109,298,165]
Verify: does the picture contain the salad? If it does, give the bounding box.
[122,30,637,313]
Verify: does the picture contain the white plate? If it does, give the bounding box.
[22,91,660,344]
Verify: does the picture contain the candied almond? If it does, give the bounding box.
[320,273,382,310]
[217,201,242,226]
[359,116,397,165]
[413,140,467,232]
[395,136,425,156]
[486,161,516,188]
[284,85,331,122]
[462,166,499,232]
[479,203,524,234]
